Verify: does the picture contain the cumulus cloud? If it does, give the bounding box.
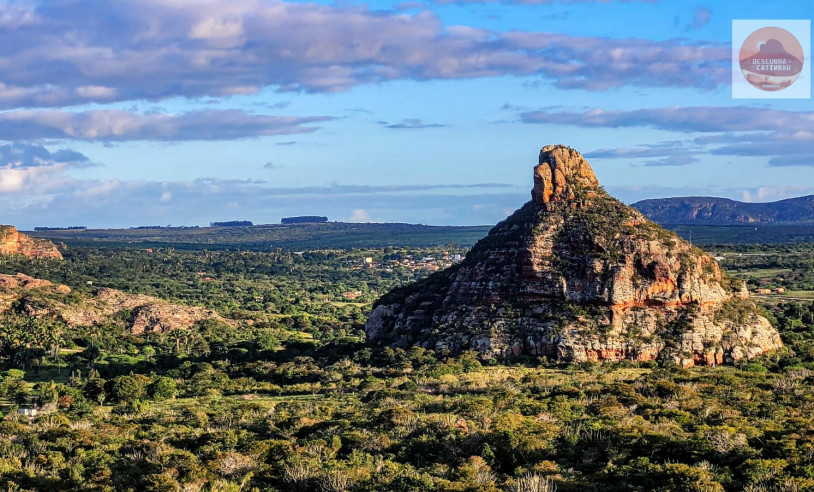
[0,109,333,141]
[586,141,688,159]
[0,0,730,109]
[0,143,91,168]
[349,209,373,222]
[0,143,92,193]
[520,106,814,133]
[524,105,814,165]
[0,1,38,28]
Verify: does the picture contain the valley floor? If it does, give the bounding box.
[0,241,813,491]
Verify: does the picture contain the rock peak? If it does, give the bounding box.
[532,145,600,206]
[367,144,782,366]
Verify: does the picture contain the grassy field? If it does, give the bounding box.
[733,268,794,279]
[783,290,814,299]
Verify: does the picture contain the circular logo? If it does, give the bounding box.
[739,26,805,92]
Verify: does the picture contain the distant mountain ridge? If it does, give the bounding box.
[632,195,814,225]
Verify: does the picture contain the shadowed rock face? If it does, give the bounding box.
[0,226,62,259]
[366,145,782,366]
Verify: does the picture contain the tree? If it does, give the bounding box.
[34,380,59,405]
[108,375,149,403]
[81,346,101,370]
[141,345,156,360]
[149,377,177,401]
[83,378,107,405]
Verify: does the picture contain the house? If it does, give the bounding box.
[18,408,38,418]
[755,288,772,294]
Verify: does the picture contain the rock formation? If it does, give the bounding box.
[366,145,782,366]
[0,274,225,334]
[0,225,62,259]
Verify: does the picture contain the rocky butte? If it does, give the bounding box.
[366,145,782,367]
[0,225,62,259]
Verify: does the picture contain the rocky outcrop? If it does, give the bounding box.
[0,274,224,334]
[366,145,782,366]
[0,226,62,259]
[0,273,67,291]
[0,273,71,312]
[532,145,599,206]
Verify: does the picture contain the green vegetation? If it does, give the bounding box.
[29,222,493,251]
[784,291,814,299]
[716,244,814,292]
[668,225,814,245]
[2,236,814,490]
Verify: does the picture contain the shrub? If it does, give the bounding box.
[149,377,177,401]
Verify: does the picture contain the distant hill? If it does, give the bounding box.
[28,222,493,250]
[632,195,814,225]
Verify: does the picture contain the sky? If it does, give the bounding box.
[0,0,812,229]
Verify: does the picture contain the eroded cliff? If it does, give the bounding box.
[366,145,782,366]
[0,226,62,259]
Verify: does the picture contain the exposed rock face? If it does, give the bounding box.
[0,274,224,334]
[532,145,599,206]
[366,145,782,366]
[0,226,62,259]
[0,273,71,312]
[0,273,64,291]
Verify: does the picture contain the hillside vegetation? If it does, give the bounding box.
[0,241,813,490]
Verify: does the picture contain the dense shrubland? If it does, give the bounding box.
[1,245,814,490]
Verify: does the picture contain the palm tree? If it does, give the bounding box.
[88,324,102,348]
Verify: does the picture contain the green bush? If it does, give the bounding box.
[149,377,177,401]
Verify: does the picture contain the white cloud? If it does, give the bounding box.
[526,106,814,167]
[0,0,731,109]
[0,1,38,28]
[350,209,372,222]
[0,109,333,141]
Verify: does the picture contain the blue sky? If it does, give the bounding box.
[0,0,812,228]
